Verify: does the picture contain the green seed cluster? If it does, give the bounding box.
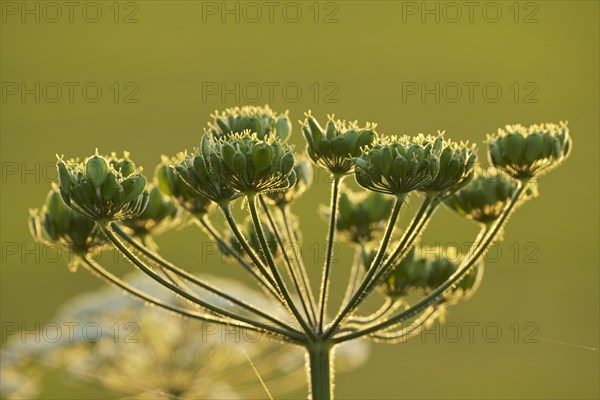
[120,184,181,237]
[420,136,477,196]
[175,131,296,201]
[302,113,377,175]
[444,167,538,224]
[265,157,313,206]
[155,156,215,217]
[29,186,107,256]
[322,186,394,244]
[56,152,148,221]
[365,245,482,303]
[208,105,292,141]
[353,134,443,195]
[487,121,572,180]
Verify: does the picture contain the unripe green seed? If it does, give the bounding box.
[121,175,147,203]
[252,143,274,172]
[101,172,119,201]
[318,140,332,157]
[524,133,544,162]
[47,190,65,218]
[308,118,324,142]
[75,179,93,204]
[232,150,246,175]
[276,116,291,140]
[57,160,72,194]
[355,131,376,152]
[332,136,349,157]
[155,164,174,196]
[85,155,109,187]
[280,152,294,175]
[221,142,236,170]
[501,133,524,163]
[245,117,262,135]
[118,160,136,177]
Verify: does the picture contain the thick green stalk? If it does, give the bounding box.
[324,193,404,339]
[317,176,342,333]
[307,343,334,400]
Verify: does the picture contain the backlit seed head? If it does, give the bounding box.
[208,131,297,195]
[444,167,538,225]
[29,186,108,269]
[173,132,295,201]
[486,121,572,180]
[170,141,240,204]
[420,134,477,197]
[301,112,377,175]
[366,245,483,304]
[208,105,291,141]
[56,152,149,222]
[154,157,215,216]
[120,184,182,239]
[265,157,313,206]
[321,185,394,244]
[353,134,442,195]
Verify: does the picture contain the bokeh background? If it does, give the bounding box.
[1,1,598,398]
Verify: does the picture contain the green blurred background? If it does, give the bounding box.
[1,1,598,398]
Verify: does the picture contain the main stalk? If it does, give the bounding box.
[307,342,334,400]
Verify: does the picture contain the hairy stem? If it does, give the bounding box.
[324,193,405,339]
[340,242,366,307]
[193,215,284,304]
[365,195,440,296]
[333,182,527,343]
[259,196,316,327]
[80,255,293,342]
[307,343,334,400]
[369,306,441,343]
[100,223,300,340]
[317,176,342,334]
[248,194,316,339]
[280,205,318,325]
[220,203,282,295]
[111,223,299,334]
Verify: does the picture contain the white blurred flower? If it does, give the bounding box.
[1,273,369,399]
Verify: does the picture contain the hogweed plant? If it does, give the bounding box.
[28,105,571,399]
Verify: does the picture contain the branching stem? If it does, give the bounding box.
[248,194,316,339]
[332,182,527,343]
[111,223,299,334]
[324,193,405,339]
[259,196,316,327]
[100,223,300,340]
